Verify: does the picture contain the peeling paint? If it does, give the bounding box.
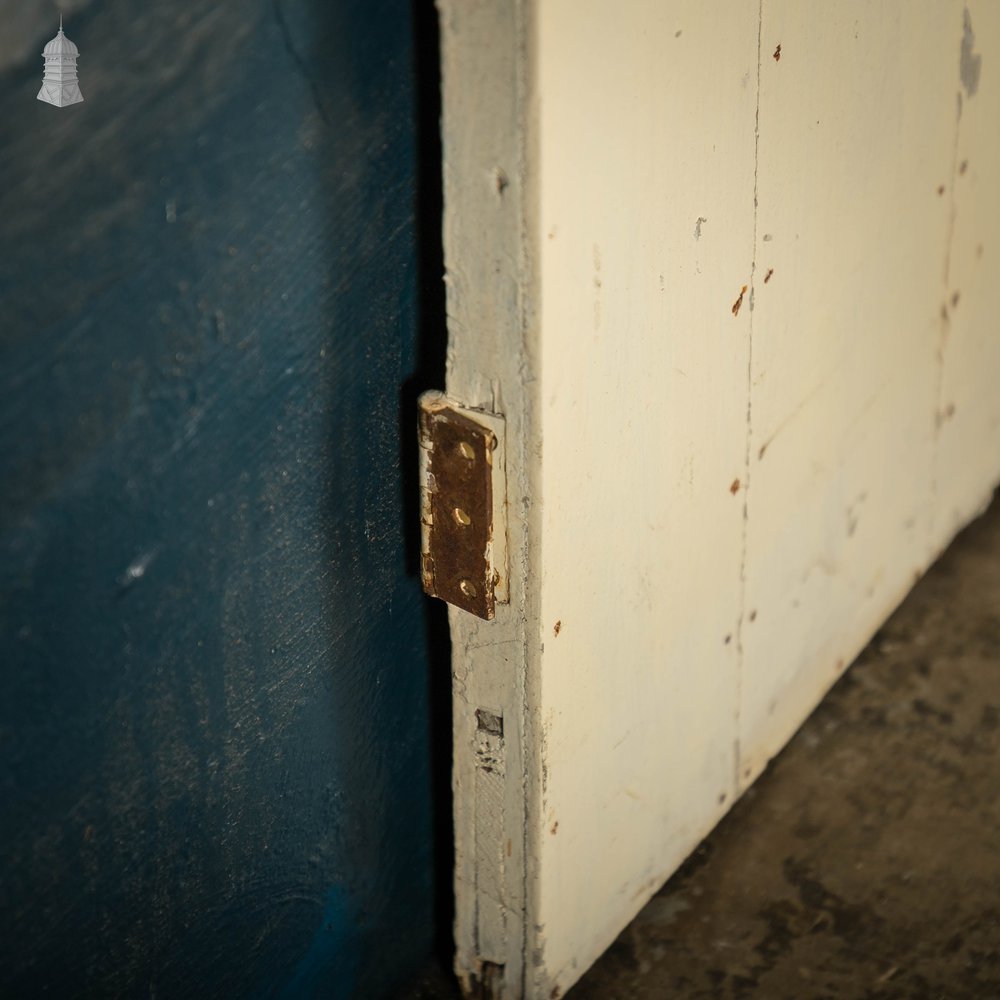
[961,8,981,97]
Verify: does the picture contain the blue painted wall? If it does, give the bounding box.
[0,1,444,996]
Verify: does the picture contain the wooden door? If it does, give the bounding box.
[437,2,1000,997]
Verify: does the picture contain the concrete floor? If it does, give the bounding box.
[400,497,1000,1000]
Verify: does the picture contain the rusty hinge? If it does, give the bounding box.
[418,392,507,620]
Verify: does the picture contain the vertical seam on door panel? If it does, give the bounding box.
[930,85,963,551]
[735,0,764,795]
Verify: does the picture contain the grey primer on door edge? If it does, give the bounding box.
[439,0,541,995]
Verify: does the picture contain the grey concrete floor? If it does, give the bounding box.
[400,497,1000,1000]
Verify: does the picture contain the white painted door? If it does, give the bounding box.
[436,3,1000,997]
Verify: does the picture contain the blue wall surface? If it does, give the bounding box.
[0,1,444,996]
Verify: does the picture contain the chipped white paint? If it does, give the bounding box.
[739,1,963,787]
[534,2,756,992]
[439,1,537,994]
[440,2,1000,997]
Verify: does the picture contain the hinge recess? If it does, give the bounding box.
[418,391,508,620]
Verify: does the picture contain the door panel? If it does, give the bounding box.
[534,2,757,985]
[740,1,958,785]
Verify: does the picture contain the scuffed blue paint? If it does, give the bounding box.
[278,886,359,1000]
[0,0,440,997]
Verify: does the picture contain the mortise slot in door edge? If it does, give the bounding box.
[418,391,508,619]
